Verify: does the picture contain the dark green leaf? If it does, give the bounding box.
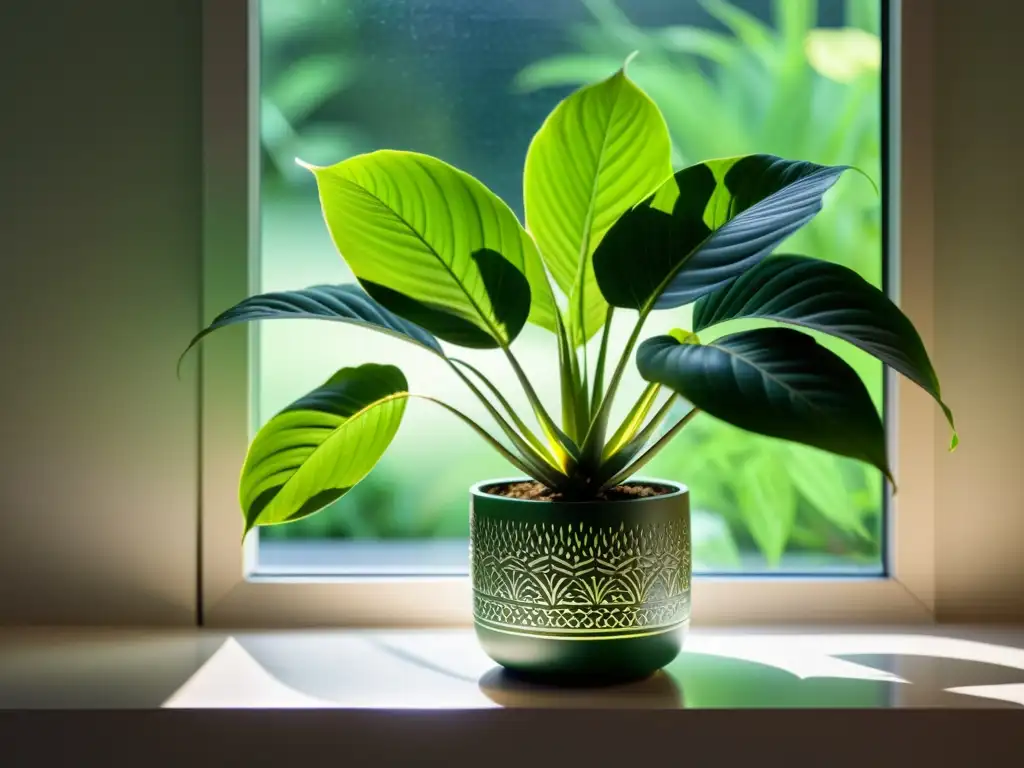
[692,254,956,445]
[361,248,531,350]
[593,154,849,312]
[182,284,442,367]
[636,327,891,481]
[240,364,408,535]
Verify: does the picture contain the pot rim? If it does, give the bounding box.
[470,476,688,505]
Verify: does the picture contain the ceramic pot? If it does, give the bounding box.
[470,478,691,683]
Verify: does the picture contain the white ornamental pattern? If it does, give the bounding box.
[471,516,691,636]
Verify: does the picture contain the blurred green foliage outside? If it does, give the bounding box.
[256,0,885,572]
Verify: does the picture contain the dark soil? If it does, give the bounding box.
[486,480,671,502]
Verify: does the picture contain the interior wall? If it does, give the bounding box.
[0,1,201,624]
[932,0,1024,621]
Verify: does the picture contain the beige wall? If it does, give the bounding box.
[0,2,201,624]
[0,0,1021,625]
[933,0,1024,621]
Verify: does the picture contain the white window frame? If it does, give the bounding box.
[200,0,939,627]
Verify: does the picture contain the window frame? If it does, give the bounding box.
[200,0,938,627]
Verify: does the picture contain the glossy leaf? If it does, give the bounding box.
[636,327,891,481]
[240,364,408,534]
[182,284,442,366]
[593,154,849,313]
[524,65,672,344]
[692,254,956,445]
[303,150,558,347]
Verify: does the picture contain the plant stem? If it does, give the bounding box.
[590,307,614,417]
[449,358,560,468]
[602,407,699,489]
[579,311,648,469]
[555,310,580,442]
[411,394,565,487]
[603,382,661,459]
[501,345,574,469]
[592,391,676,488]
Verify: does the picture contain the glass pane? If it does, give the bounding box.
[256,0,886,575]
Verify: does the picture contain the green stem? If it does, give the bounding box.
[580,312,648,470]
[601,407,699,489]
[449,358,560,469]
[603,382,661,459]
[502,345,575,468]
[411,394,564,487]
[555,310,580,442]
[590,307,614,418]
[593,391,677,487]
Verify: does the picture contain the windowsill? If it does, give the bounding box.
[254,538,885,578]
[1,626,1021,760]
[3,625,1024,710]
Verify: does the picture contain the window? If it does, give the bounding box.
[255,0,886,576]
[201,0,936,624]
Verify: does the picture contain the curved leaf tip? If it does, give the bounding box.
[690,254,956,449]
[847,165,879,196]
[668,328,700,345]
[240,363,410,535]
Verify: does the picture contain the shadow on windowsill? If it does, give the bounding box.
[478,667,684,709]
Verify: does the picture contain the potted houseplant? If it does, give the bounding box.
[185,63,955,683]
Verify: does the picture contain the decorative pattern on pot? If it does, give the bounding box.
[471,515,691,639]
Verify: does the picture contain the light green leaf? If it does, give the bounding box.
[240,364,408,535]
[805,28,881,83]
[524,64,672,344]
[303,150,558,348]
[636,327,892,482]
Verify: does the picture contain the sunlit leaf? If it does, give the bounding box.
[240,364,408,535]
[525,64,672,344]
[805,28,881,83]
[303,150,558,347]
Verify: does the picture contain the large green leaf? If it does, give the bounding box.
[524,65,672,344]
[181,284,442,364]
[303,150,558,348]
[692,254,956,445]
[636,327,891,481]
[593,154,849,313]
[240,364,408,534]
